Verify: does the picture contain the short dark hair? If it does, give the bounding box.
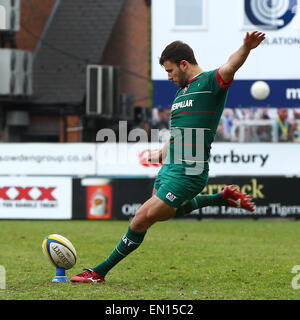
[159,41,198,66]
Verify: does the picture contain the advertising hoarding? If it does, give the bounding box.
[110,176,300,220]
[0,143,96,175]
[0,142,298,177]
[152,0,300,108]
[96,142,300,177]
[0,177,72,219]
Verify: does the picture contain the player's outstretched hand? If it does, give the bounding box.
[244,31,266,50]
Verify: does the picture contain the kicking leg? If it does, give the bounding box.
[176,185,255,217]
[70,191,176,283]
[130,193,176,232]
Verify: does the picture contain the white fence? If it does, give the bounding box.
[234,120,300,143]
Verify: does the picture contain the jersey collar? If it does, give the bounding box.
[187,72,203,84]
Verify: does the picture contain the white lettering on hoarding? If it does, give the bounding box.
[286,88,300,100]
[121,204,141,216]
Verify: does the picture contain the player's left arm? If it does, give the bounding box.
[218,31,266,84]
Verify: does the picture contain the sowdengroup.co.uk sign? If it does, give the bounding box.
[0,143,96,175]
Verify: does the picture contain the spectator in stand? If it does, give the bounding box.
[158,108,171,129]
[275,108,297,142]
[152,108,171,142]
[243,108,253,120]
[293,109,300,119]
[242,108,255,142]
[256,108,272,142]
[215,119,228,142]
[222,109,234,140]
[292,108,300,142]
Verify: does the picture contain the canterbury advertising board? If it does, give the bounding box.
[96,142,300,176]
[0,177,72,219]
[209,142,300,176]
[0,143,96,175]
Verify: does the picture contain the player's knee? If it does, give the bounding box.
[130,208,156,232]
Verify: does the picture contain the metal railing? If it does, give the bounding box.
[234,119,300,143]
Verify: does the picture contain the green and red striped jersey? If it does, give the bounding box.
[168,68,233,165]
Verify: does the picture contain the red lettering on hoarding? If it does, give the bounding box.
[14,187,33,200]
[37,187,56,201]
[0,186,57,201]
[0,187,10,200]
[139,149,163,168]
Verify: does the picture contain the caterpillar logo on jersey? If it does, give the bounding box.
[171,99,194,111]
[166,192,177,202]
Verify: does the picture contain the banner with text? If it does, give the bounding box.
[0,143,96,175]
[197,176,300,218]
[152,0,300,108]
[110,177,300,220]
[0,142,298,177]
[0,177,72,219]
[96,142,300,177]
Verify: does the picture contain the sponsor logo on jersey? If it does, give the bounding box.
[166,192,177,202]
[171,99,194,112]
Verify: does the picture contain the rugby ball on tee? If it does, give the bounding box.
[42,234,77,270]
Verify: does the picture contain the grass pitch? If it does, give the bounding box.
[1,219,300,300]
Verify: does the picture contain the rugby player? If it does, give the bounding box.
[71,31,265,283]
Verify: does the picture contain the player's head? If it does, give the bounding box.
[159,41,198,66]
[159,41,198,88]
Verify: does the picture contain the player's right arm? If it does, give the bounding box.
[147,137,170,163]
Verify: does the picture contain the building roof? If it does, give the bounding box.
[33,0,125,104]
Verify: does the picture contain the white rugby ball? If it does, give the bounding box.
[250,81,270,100]
[42,234,77,270]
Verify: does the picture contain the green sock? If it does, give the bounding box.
[188,193,228,211]
[93,226,146,277]
[177,193,228,216]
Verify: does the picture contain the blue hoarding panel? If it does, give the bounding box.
[153,80,300,109]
